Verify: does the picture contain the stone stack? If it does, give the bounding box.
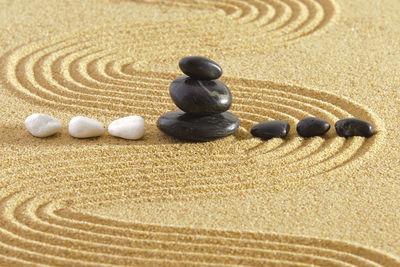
[157,56,239,142]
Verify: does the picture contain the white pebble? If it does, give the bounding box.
[68,116,104,138]
[108,115,145,140]
[25,113,62,137]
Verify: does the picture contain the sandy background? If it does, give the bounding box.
[0,0,399,265]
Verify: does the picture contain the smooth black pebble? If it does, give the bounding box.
[296,117,330,137]
[335,118,375,137]
[179,56,222,80]
[251,120,290,140]
[170,76,232,115]
[157,110,239,142]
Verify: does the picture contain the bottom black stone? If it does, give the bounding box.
[157,110,240,142]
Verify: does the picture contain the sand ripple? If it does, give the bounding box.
[0,25,384,188]
[0,12,397,266]
[0,191,398,266]
[129,0,338,41]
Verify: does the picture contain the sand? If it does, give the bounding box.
[0,0,399,265]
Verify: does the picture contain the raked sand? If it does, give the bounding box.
[0,0,399,265]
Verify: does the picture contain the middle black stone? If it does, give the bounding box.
[169,76,232,116]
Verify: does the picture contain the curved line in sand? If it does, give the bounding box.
[0,17,392,264]
[56,205,400,266]
[0,138,378,210]
[0,192,398,265]
[0,135,370,212]
[0,31,384,194]
[11,197,355,266]
[127,0,338,40]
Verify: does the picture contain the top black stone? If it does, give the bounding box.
[179,56,222,80]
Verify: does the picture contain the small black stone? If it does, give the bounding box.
[251,120,290,140]
[157,110,239,142]
[169,76,232,115]
[335,118,375,138]
[179,56,222,80]
[296,117,330,137]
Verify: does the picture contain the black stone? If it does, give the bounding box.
[169,76,232,115]
[296,117,330,137]
[335,118,375,138]
[179,56,222,80]
[157,110,239,142]
[251,120,290,140]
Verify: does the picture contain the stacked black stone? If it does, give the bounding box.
[157,56,240,142]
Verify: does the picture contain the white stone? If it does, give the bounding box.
[68,116,104,138]
[25,113,62,137]
[108,115,145,140]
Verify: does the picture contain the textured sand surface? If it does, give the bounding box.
[0,0,400,265]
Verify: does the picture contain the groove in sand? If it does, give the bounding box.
[0,192,398,266]
[0,27,384,198]
[129,0,338,40]
[0,2,396,264]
